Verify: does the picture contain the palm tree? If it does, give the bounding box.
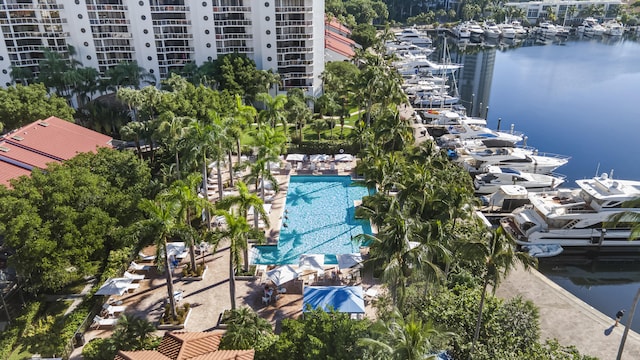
[155,113,192,180]
[10,66,34,85]
[182,119,224,203]
[214,210,264,310]
[163,174,213,272]
[254,126,285,198]
[37,49,69,96]
[216,181,269,270]
[256,92,288,132]
[467,227,537,359]
[104,61,155,91]
[137,197,182,319]
[228,95,257,165]
[359,310,455,360]
[219,307,273,350]
[120,121,147,159]
[111,314,158,350]
[607,198,640,240]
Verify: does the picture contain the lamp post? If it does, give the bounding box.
[617,287,640,360]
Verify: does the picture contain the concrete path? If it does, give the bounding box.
[496,266,640,359]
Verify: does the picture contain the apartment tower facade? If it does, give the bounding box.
[0,0,324,96]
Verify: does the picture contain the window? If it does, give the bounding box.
[208,56,213,61]
[139,1,144,5]
[81,28,86,33]
[265,16,270,21]
[202,2,207,6]
[146,43,150,47]
[147,56,152,60]
[141,15,146,20]
[265,2,270,7]
[267,56,272,61]
[143,29,148,34]
[206,43,211,48]
[205,29,210,34]
[84,42,89,46]
[267,43,271,48]
[266,30,271,35]
[150,69,154,74]
[2,70,6,74]
[204,16,209,21]
[75,0,79,4]
[77,14,83,19]
[86,55,92,60]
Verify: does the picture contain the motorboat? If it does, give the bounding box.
[501,172,640,249]
[453,23,471,38]
[467,22,485,37]
[395,28,433,47]
[414,93,460,107]
[430,111,486,127]
[386,41,434,57]
[404,82,448,96]
[479,184,531,213]
[394,56,463,76]
[535,22,557,38]
[578,17,605,36]
[603,20,624,36]
[441,121,524,146]
[461,146,570,174]
[498,23,517,39]
[473,166,566,195]
[522,244,564,258]
[510,21,528,37]
[555,25,570,37]
[483,22,502,39]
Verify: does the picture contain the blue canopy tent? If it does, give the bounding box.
[303,286,365,316]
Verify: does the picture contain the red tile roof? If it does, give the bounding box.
[325,16,351,36]
[0,162,31,187]
[325,34,356,58]
[4,116,112,161]
[116,331,254,360]
[0,116,113,187]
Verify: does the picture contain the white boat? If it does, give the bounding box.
[535,22,557,37]
[555,25,570,37]
[511,21,528,37]
[474,166,566,195]
[467,22,485,37]
[480,184,531,213]
[483,22,502,39]
[442,121,524,145]
[578,17,605,36]
[522,244,564,258]
[498,23,517,39]
[386,41,434,57]
[414,93,460,107]
[395,28,433,47]
[395,56,463,76]
[501,173,640,249]
[430,111,486,127]
[603,20,624,36]
[462,146,570,174]
[453,23,471,38]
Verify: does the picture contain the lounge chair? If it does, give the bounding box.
[102,303,126,317]
[129,261,151,272]
[92,315,118,329]
[123,271,145,281]
[296,162,303,171]
[138,251,156,262]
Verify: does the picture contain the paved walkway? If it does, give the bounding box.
[496,265,640,359]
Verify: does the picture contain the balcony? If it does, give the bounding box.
[150,5,190,12]
[213,6,251,13]
[156,33,193,39]
[152,19,192,26]
[156,46,195,53]
[213,20,252,27]
[86,4,127,11]
[275,20,312,27]
[275,6,312,13]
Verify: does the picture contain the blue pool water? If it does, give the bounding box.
[252,176,372,265]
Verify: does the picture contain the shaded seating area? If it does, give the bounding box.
[102,303,126,317]
[303,286,366,319]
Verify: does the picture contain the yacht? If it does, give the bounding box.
[501,173,640,249]
[386,41,435,57]
[483,22,502,39]
[498,23,517,39]
[578,17,605,36]
[479,184,531,214]
[461,146,570,174]
[394,56,463,76]
[453,23,471,38]
[395,28,433,47]
[413,93,460,107]
[467,22,485,38]
[511,21,528,37]
[473,166,566,195]
[430,111,486,127]
[442,121,524,146]
[555,25,570,37]
[535,22,557,38]
[603,20,624,36]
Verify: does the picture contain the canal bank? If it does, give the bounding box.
[496,265,640,359]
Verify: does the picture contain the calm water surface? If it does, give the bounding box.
[486,36,640,332]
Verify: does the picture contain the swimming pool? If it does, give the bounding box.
[252,176,372,265]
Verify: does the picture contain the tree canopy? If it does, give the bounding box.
[0,83,75,131]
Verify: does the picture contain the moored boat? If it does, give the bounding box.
[474,166,566,195]
[522,244,564,258]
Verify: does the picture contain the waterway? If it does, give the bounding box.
[466,34,640,332]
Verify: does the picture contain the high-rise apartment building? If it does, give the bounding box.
[0,0,324,97]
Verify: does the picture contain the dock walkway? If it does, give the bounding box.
[496,265,640,359]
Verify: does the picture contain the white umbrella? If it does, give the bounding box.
[337,253,363,270]
[95,278,133,296]
[286,153,305,162]
[335,153,354,162]
[166,242,186,257]
[299,254,325,273]
[267,265,300,286]
[309,154,328,162]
